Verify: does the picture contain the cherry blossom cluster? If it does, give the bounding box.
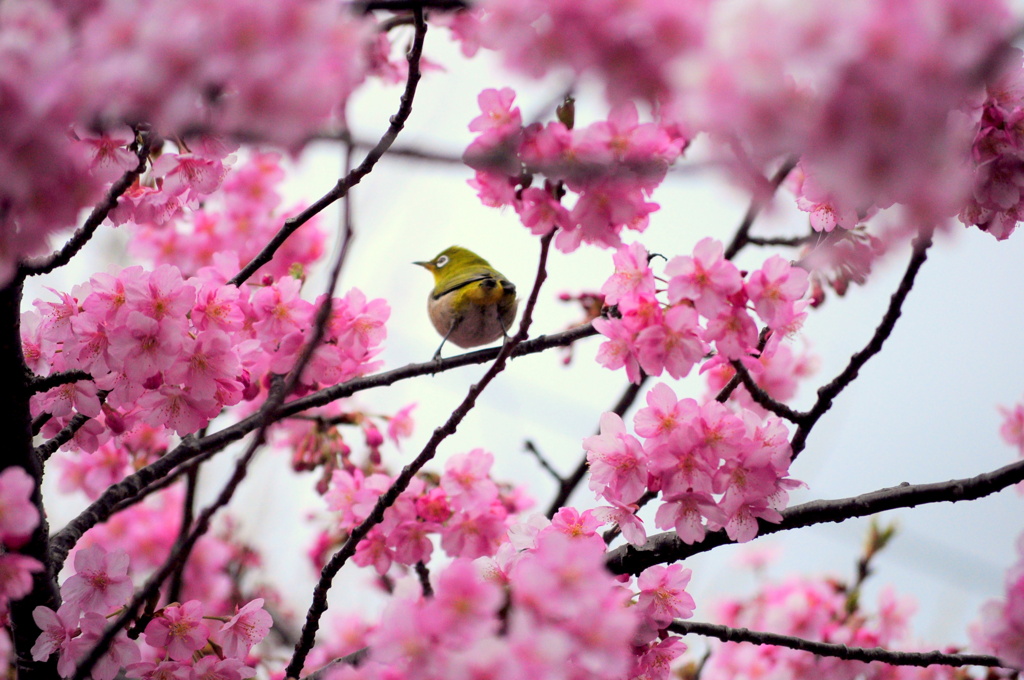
[122,150,327,280]
[584,383,802,544]
[594,239,809,385]
[325,517,696,680]
[440,0,711,105]
[0,0,373,286]
[464,88,688,253]
[680,0,1016,228]
[76,487,261,612]
[25,264,389,445]
[319,449,533,574]
[703,570,969,680]
[0,467,43,621]
[959,50,1024,241]
[971,531,1024,669]
[271,400,417,494]
[31,545,271,680]
[457,1,1024,241]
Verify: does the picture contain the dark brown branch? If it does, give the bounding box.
[18,136,151,279]
[746,235,814,248]
[48,319,599,570]
[34,414,93,462]
[523,440,564,484]
[723,156,799,261]
[606,456,1024,575]
[729,360,804,423]
[28,370,94,394]
[669,620,1012,669]
[284,230,555,678]
[71,378,287,680]
[789,228,933,459]
[34,390,109,462]
[349,0,467,11]
[229,2,427,287]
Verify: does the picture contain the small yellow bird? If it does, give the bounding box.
[414,246,518,359]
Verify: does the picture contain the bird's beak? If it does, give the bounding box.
[413,261,429,269]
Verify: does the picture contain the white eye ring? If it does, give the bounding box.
[436,255,450,267]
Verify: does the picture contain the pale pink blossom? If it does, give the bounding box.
[211,598,272,659]
[143,600,210,661]
[61,546,132,614]
[0,467,40,545]
[583,412,649,504]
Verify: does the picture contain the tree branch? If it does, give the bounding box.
[669,620,1013,669]
[723,156,799,261]
[789,228,933,459]
[606,456,1024,575]
[47,318,599,570]
[229,1,427,287]
[28,370,94,394]
[18,135,151,280]
[283,230,555,678]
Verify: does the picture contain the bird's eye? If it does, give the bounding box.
[436,255,450,268]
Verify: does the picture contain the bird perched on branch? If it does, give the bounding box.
[414,246,518,360]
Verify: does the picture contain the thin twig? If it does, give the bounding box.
[669,620,1012,669]
[283,230,555,678]
[605,456,1024,576]
[18,135,152,279]
[729,360,804,423]
[229,3,427,287]
[723,156,799,261]
[523,440,564,483]
[789,228,933,459]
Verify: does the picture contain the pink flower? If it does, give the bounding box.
[468,87,522,135]
[211,598,272,659]
[594,315,644,385]
[61,546,132,615]
[583,412,649,504]
[67,612,142,680]
[592,501,647,547]
[422,559,502,645]
[601,242,656,306]
[635,305,708,379]
[745,256,809,331]
[636,564,696,631]
[386,403,416,447]
[441,449,499,514]
[0,553,44,601]
[665,238,743,318]
[143,600,210,661]
[0,467,40,545]
[1000,401,1024,456]
[31,604,79,677]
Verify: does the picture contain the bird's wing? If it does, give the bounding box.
[432,267,501,300]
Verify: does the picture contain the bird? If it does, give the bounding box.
[414,246,518,360]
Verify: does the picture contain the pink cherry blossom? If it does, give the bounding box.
[66,612,142,680]
[0,467,40,545]
[665,238,743,318]
[746,256,810,331]
[61,545,132,614]
[31,604,79,677]
[582,412,649,504]
[143,600,210,661]
[211,598,272,659]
